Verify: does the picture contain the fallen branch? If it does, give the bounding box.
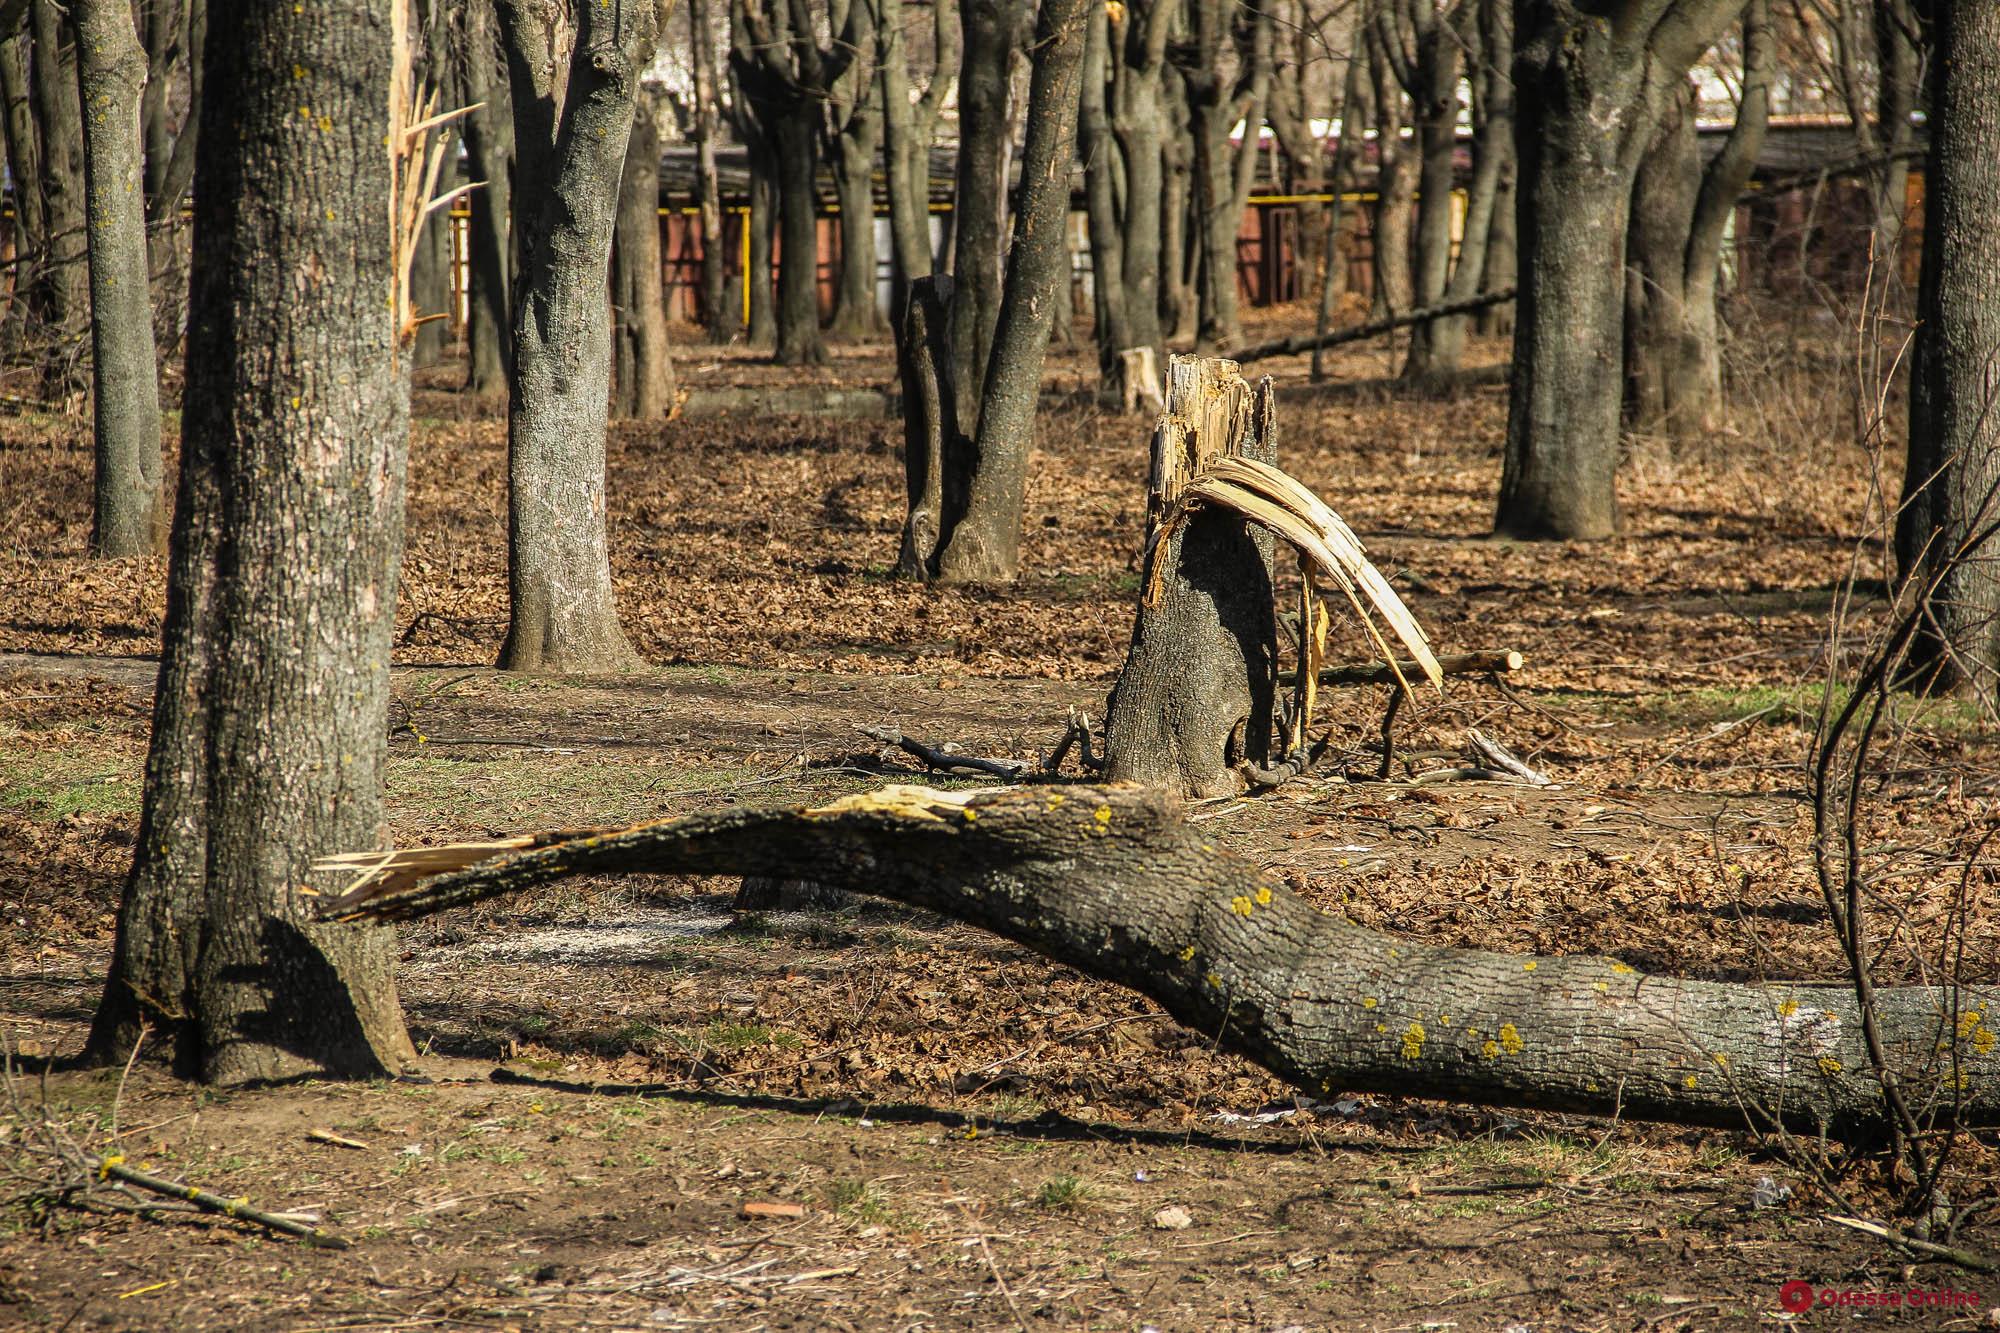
[857,725,1028,779]
[92,1155,350,1249]
[1822,1214,1995,1274]
[1230,289,1517,365]
[318,784,2000,1140]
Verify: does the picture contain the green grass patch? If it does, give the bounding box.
[0,749,140,819]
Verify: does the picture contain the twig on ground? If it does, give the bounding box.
[1467,729,1553,786]
[1822,1214,1996,1273]
[858,725,1028,779]
[89,1156,351,1249]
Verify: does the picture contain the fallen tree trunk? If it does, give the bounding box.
[1231,289,1517,366]
[320,784,1996,1140]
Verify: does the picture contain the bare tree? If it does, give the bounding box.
[76,0,166,557]
[1895,0,2000,700]
[31,0,89,393]
[1363,10,1412,317]
[495,0,658,672]
[1179,0,1271,350]
[945,0,1026,432]
[1624,0,1771,435]
[731,0,850,365]
[86,0,417,1081]
[877,0,956,314]
[1494,0,1749,540]
[460,0,513,399]
[932,0,1090,583]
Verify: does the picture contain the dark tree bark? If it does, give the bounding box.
[1895,0,2000,699]
[689,0,729,342]
[1105,358,1277,796]
[746,137,777,344]
[331,777,2000,1142]
[1476,0,1517,340]
[611,93,677,420]
[31,0,90,394]
[1494,0,1744,541]
[0,34,42,353]
[945,0,1023,433]
[142,0,200,309]
[77,0,166,558]
[1623,0,1770,436]
[932,0,1089,585]
[494,0,655,673]
[86,0,416,1082]
[827,0,886,340]
[461,0,513,399]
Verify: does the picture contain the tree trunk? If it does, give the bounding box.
[86,0,416,1082]
[1476,142,1517,336]
[1416,0,1510,379]
[332,779,2000,1142]
[495,0,652,674]
[827,0,885,341]
[1159,75,1195,340]
[410,207,449,367]
[1105,357,1277,796]
[877,0,929,313]
[0,33,45,354]
[77,0,166,558]
[1399,1,1466,381]
[31,0,90,396]
[1895,0,2000,699]
[894,274,963,578]
[1110,0,1172,370]
[1080,0,1130,388]
[746,137,777,345]
[1311,41,1366,383]
[946,0,1020,433]
[689,0,729,342]
[462,0,512,399]
[1365,19,1412,318]
[611,93,677,420]
[769,101,827,366]
[1494,0,1745,540]
[933,0,1090,585]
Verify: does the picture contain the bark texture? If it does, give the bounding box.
[689,0,729,340]
[1896,0,2000,699]
[461,0,513,399]
[1495,0,1742,541]
[495,0,653,673]
[894,275,964,579]
[32,0,90,393]
[1105,357,1277,797]
[945,0,1023,433]
[87,0,416,1082]
[827,0,885,340]
[878,0,955,314]
[77,0,167,557]
[328,783,2000,1141]
[933,0,1089,585]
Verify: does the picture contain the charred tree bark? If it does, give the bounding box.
[945,0,1023,433]
[1494,0,1744,540]
[1896,0,2000,700]
[326,782,2000,1141]
[611,93,677,420]
[77,0,166,558]
[688,0,729,342]
[461,0,513,399]
[87,0,416,1082]
[494,0,654,673]
[932,0,1089,585]
[1105,357,1277,796]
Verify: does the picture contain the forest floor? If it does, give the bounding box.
[2,307,1999,1330]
